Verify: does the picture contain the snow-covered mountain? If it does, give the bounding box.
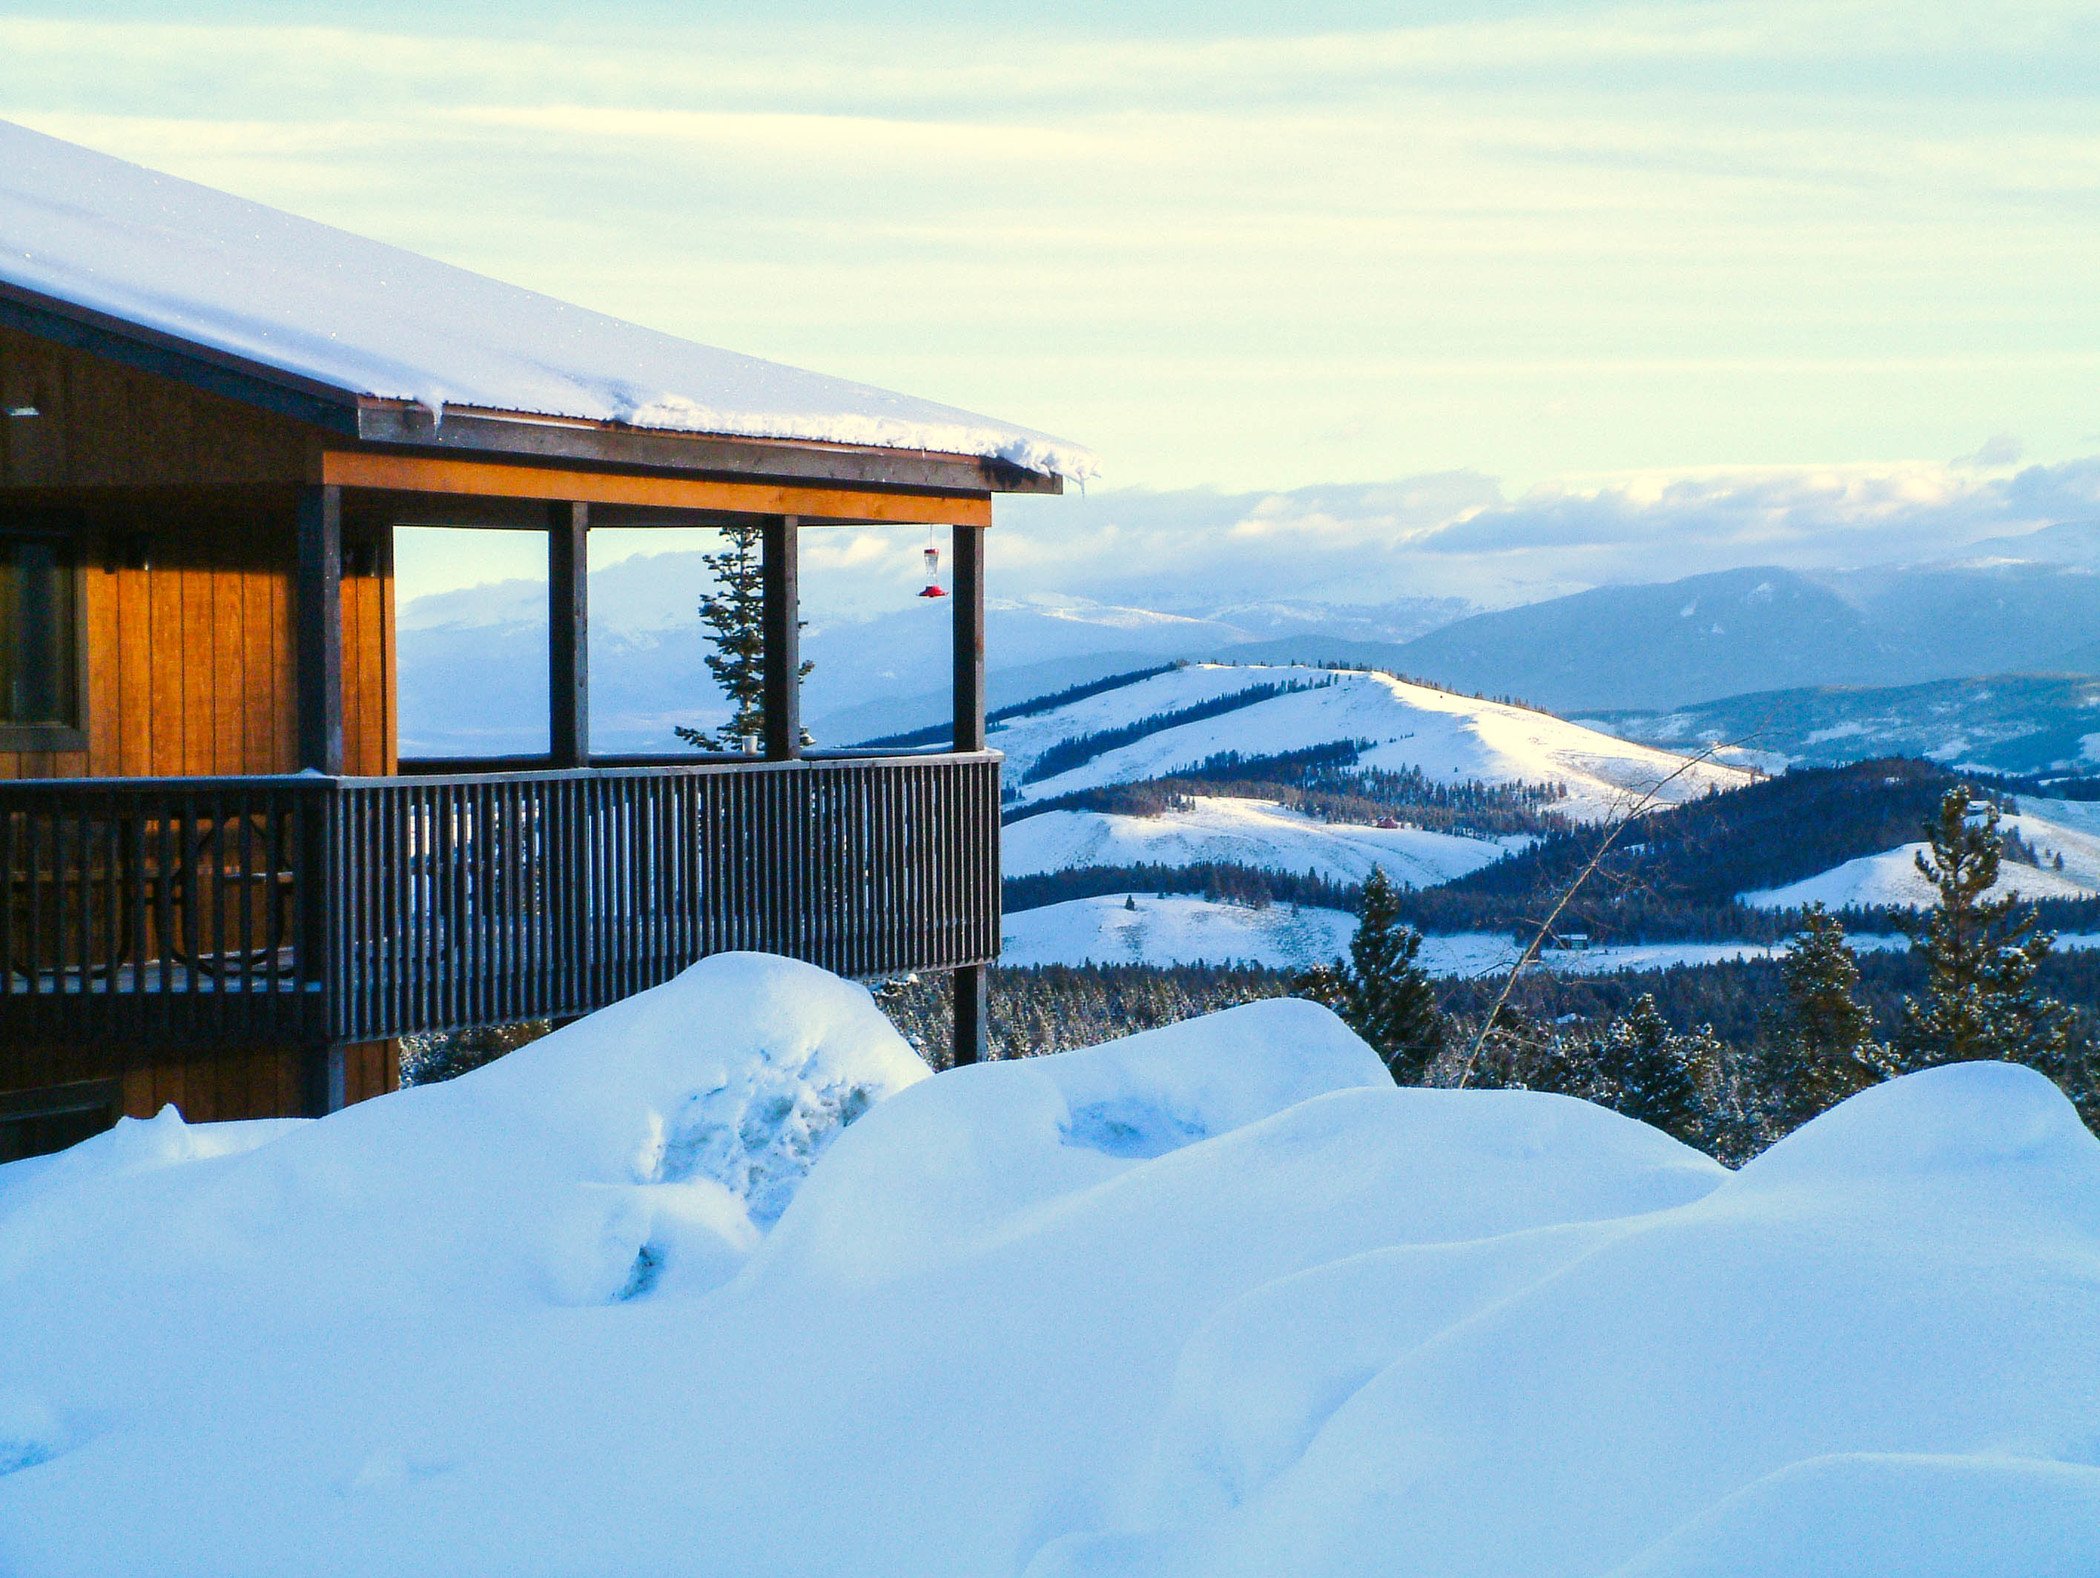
[1586,674,2100,777]
[993,663,1751,822]
[1388,561,2100,714]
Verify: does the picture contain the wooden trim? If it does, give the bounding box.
[356,404,1062,495]
[0,723,87,753]
[319,451,994,527]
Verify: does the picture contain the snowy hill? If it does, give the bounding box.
[1005,796,1515,887]
[1739,802,2100,912]
[6,955,2099,1576]
[996,664,1751,822]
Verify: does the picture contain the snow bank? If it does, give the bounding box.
[0,121,1092,479]
[3,959,2095,1578]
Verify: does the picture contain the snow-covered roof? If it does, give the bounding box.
[0,120,1093,482]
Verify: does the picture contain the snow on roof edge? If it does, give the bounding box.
[0,119,1097,483]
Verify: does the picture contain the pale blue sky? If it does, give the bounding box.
[4,1,2097,600]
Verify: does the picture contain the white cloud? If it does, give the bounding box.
[2,3,2097,489]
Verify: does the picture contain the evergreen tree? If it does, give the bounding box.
[1894,788,2074,1072]
[674,522,813,750]
[1293,866,1445,1083]
[1766,905,1890,1128]
[1593,993,1713,1144]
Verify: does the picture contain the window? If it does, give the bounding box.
[0,1079,120,1163]
[0,528,80,738]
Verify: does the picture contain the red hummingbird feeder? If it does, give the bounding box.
[917,542,947,598]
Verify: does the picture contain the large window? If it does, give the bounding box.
[0,529,80,736]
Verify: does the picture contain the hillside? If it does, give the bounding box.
[1585,674,2100,776]
[1004,796,1517,888]
[987,663,1752,821]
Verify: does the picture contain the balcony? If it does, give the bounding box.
[0,752,1001,1050]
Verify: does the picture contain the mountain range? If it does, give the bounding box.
[396,528,2100,757]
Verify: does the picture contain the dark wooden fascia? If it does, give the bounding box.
[354,402,1062,495]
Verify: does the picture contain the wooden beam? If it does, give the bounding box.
[548,502,590,767]
[320,451,992,527]
[762,517,800,761]
[953,524,986,753]
[356,404,1062,495]
[295,484,343,774]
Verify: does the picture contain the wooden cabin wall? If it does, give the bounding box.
[0,1039,398,1125]
[1,322,394,781]
[0,502,394,781]
[0,321,315,490]
[0,504,395,781]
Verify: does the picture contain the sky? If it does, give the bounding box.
[3,1,2097,605]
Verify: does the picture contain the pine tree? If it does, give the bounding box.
[674,522,813,750]
[1293,866,1444,1083]
[1766,905,1891,1128]
[1894,788,2074,1072]
[1593,994,1713,1144]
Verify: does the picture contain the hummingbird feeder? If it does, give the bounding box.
[917,541,947,599]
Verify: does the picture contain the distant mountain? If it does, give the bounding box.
[1385,561,2100,712]
[397,544,1474,755]
[1586,674,2100,777]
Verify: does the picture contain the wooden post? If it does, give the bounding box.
[952,524,986,753]
[295,484,343,774]
[953,964,989,1068]
[952,522,989,1065]
[549,501,590,767]
[762,515,800,760]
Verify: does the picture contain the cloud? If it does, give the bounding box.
[3,3,2097,493]
[985,454,2100,615]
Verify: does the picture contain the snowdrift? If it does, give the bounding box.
[3,956,2097,1578]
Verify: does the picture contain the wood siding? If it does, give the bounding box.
[0,503,393,781]
[0,321,316,492]
[0,1038,397,1124]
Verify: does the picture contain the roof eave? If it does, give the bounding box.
[353,400,1062,496]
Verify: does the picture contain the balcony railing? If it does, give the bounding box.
[0,753,1001,1049]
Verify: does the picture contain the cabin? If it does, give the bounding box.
[0,121,1089,1160]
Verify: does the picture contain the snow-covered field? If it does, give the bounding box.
[1005,794,1516,886]
[996,664,1751,821]
[1001,893,1360,970]
[1000,898,1925,975]
[5,954,2098,1577]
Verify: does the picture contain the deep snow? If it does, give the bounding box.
[4,954,2098,1577]
[0,120,1090,478]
